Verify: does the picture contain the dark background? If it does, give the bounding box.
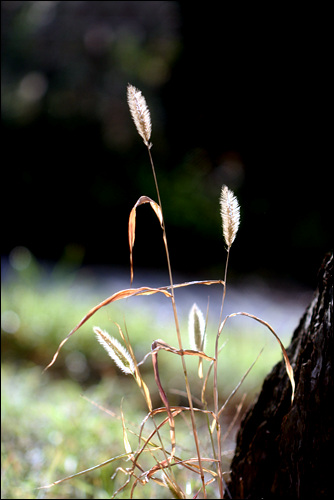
[2,2,331,287]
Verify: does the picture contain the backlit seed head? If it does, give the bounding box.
[188,303,206,352]
[127,84,152,147]
[220,185,240,248]
[93,326,135,375]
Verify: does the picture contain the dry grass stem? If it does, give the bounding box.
[127,84,208,496]
[226,312,295,403]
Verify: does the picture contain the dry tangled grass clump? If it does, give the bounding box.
[41,84,295,499]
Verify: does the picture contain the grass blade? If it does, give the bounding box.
[38,453,131,490]
[44,286,171,372]
[227,312,295,403]
[121,406,132,456]
[129,195,163,284]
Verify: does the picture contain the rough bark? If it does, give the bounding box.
[228,252,333,499]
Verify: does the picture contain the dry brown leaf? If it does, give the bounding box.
[129,195,163,284]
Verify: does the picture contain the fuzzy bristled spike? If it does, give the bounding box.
[93,327,135,375]
[188,303,206,352]
[127,84,152,147]
[219,185,240,249]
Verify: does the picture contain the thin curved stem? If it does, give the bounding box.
[147,146,207,497]
[213,247,230,497]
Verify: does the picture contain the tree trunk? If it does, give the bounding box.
[228,252,333,499]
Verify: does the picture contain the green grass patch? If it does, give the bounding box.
[1,362,132,499]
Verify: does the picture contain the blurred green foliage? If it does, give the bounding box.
[1,363,126,499]
[1,1,181,136]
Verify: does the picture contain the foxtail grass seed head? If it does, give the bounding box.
[127,84,152,148]
[188,303,206,351]
[93,327,135,375]
[220,185,240,248]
